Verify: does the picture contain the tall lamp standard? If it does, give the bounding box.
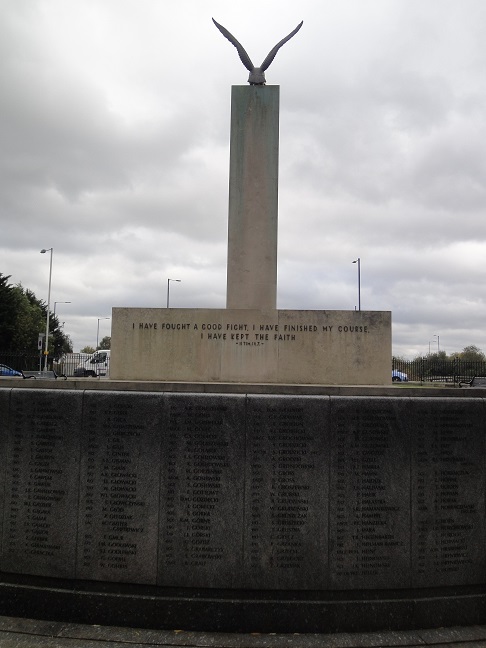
[167,278,181,308]
[40,248,53,371]
[97,317,110,350]
[352,258,361,311]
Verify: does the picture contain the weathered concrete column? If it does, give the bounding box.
[226,85,279,310]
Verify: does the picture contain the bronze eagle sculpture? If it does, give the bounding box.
[212,18,303,85]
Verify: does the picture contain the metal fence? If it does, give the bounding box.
[2,351,485,384]
[0,352,92,376]
[0,352,45,372]
[393,358,486,384]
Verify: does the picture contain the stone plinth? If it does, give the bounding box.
[110,307,391,384]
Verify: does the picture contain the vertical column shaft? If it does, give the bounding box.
[226,85,279,310]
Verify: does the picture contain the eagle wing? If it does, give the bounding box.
[212,18,254,72]
[260,21,303,72]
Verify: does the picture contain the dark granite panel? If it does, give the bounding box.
[2,576,486,633]
[329,396,411,589]
[1,385,486,607]
[411,397,486,586]
[76,391,162,584]
[0,390,9,559]
[1,389,81,577]
[244,395,329,589]
[158,393,245,588]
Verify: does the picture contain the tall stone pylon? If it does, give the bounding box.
[226,85,279,310]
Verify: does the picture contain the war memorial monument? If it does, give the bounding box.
[0,20,485,634]
[109,18,390,386]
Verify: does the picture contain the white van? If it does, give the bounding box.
[55,353,92,377]
[74,350,110,378]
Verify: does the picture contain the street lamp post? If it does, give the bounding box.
[97,318,110,350]
[167,278,181,308]
[40,248,53,371]
[352,258,361,311]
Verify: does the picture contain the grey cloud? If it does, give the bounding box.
[2,0,486,356]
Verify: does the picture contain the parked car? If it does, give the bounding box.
[0,364,22,377]
[392,369,408,382]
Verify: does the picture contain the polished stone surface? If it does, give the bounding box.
[1,390,485,591]
[244,395,329,589]
[158,393,246,588]
[329,397,411,589]
[77,391,162,584]
[410,398,486,587]
[1,389,82,578]
[1,388,486,633]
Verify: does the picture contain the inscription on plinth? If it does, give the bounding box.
[1,390,81,577]
[77,392,162,583]
[158,394,245,587]
[245,396,329,588]
[329,397,410,589]
[411,398,485,586]
[111,308,391,385]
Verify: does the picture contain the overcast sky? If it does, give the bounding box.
[2,0,486,358]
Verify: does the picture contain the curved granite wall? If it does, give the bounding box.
[0,388,485,631]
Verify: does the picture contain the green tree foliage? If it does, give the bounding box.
[405,345,486,381]
[0,274,22,348]
[412,347,485,362]
[426,350,448,362]
[81,346,95,354]
[458,345,486,362]
[98,336,111,350]
[0,273,72,356]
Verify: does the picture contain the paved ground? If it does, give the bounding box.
[0,617,486,648]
